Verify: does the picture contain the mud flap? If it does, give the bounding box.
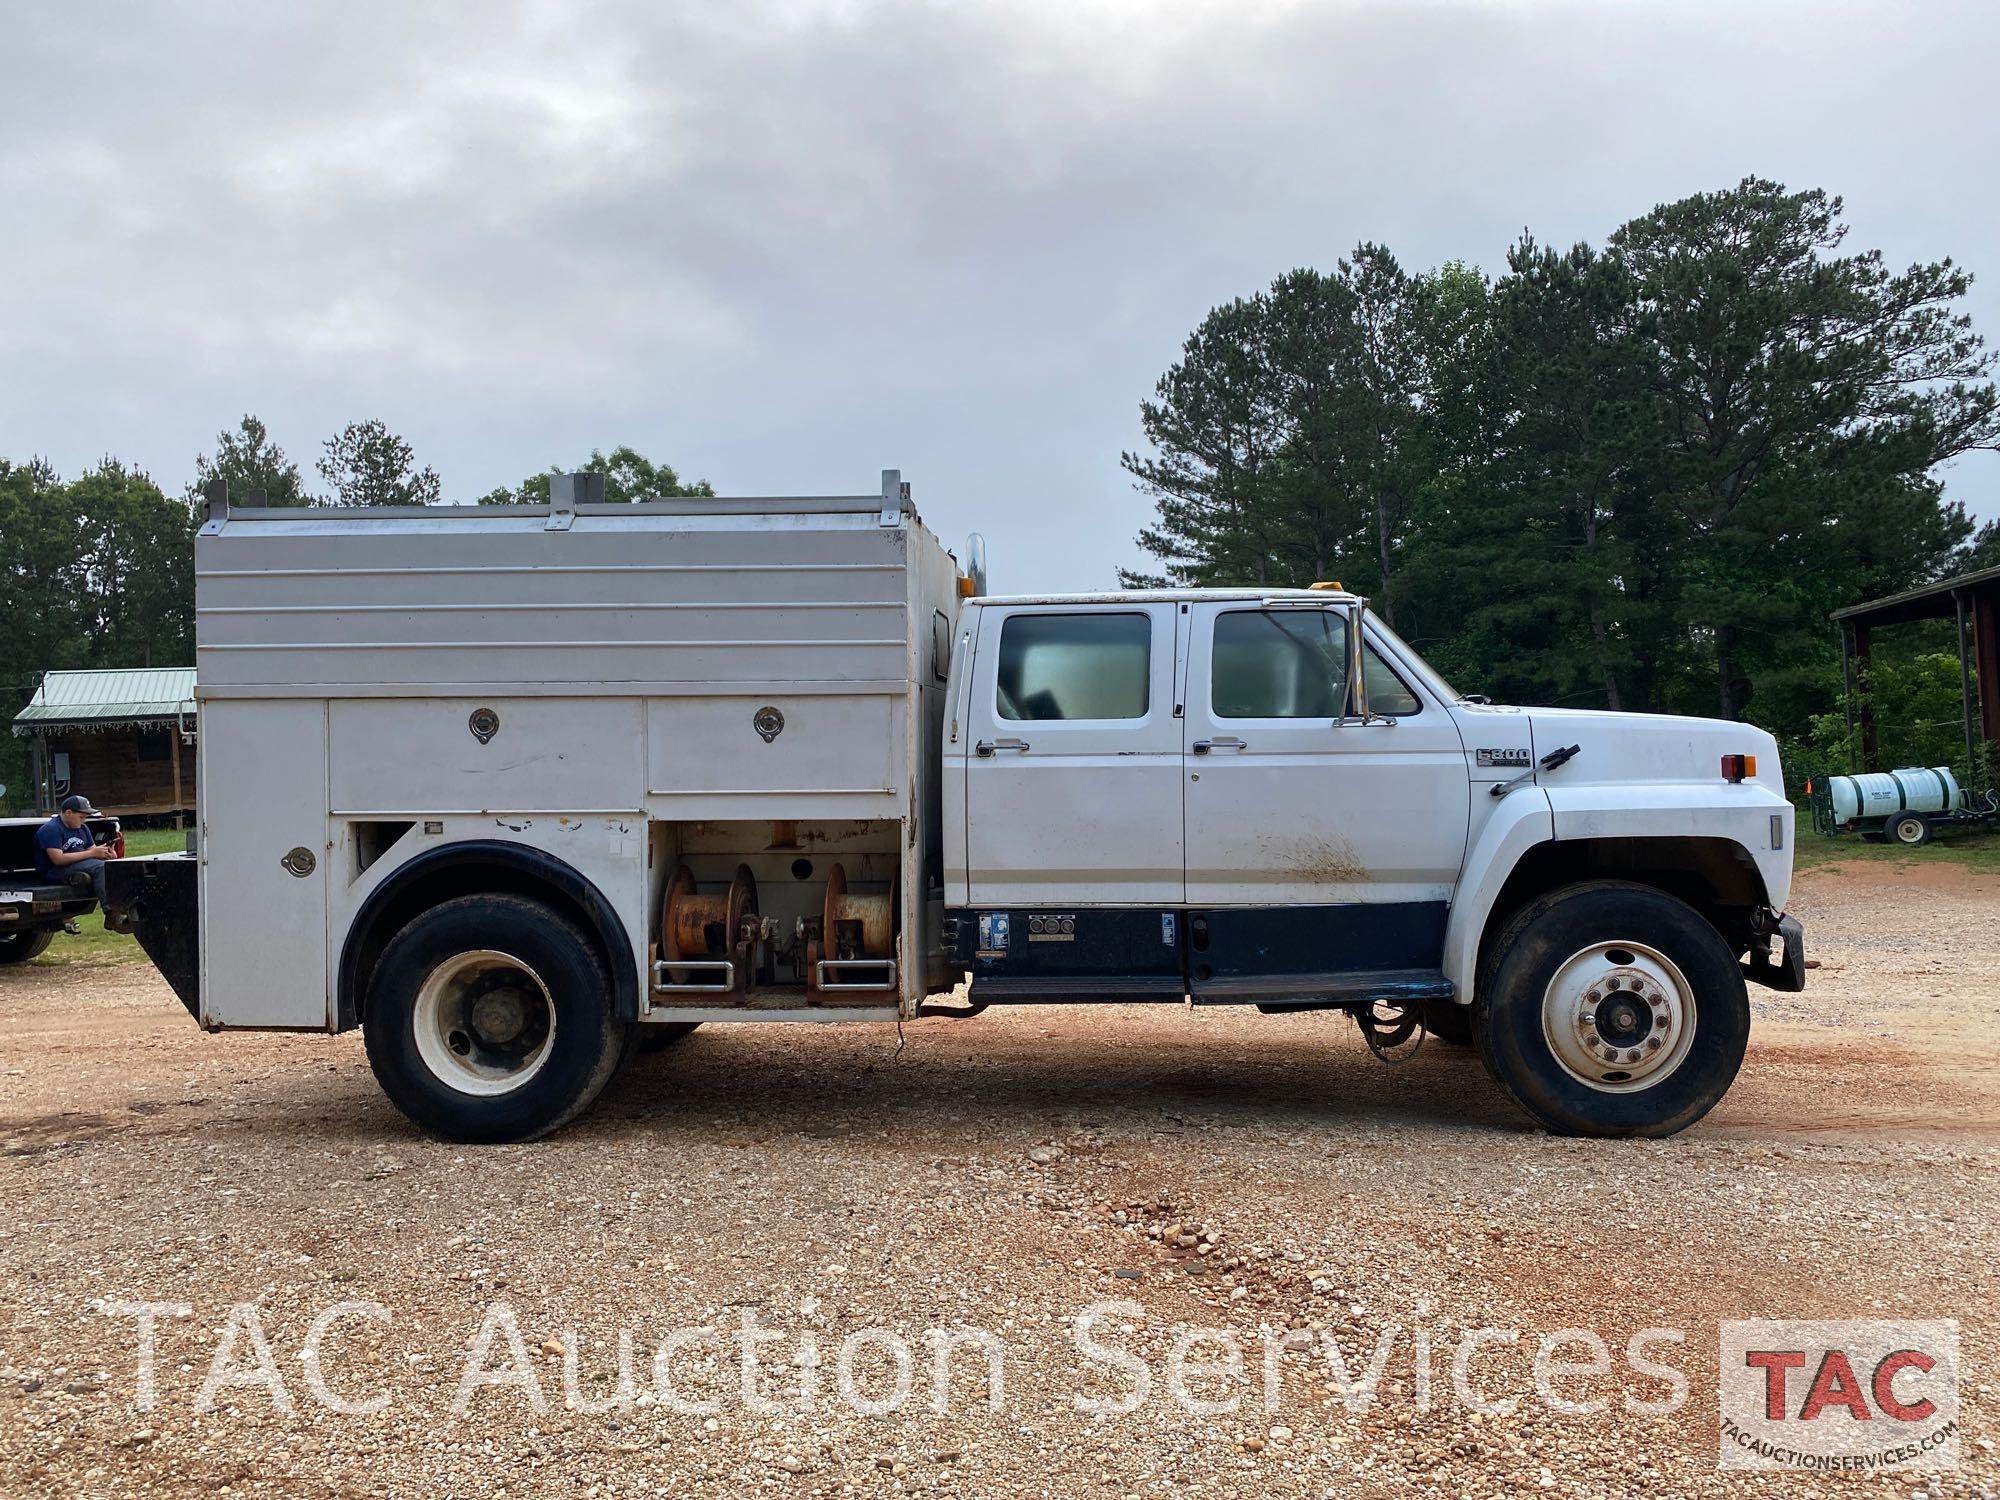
[104,855,200,1019]
[1742,912,1806,994]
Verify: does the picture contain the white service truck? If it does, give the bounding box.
[107,473,1805,1143]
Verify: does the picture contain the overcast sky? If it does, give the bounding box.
[4,0,1996,592]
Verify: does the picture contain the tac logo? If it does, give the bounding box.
[1719,1320,1959,1472]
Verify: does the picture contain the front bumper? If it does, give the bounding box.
[1742,911,1806,993]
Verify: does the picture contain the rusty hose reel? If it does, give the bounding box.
[820,862,896,961]
[660,863,760,980]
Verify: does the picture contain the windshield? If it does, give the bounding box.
[1364,612,1463,704]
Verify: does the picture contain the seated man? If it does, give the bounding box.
[35,794,127,931]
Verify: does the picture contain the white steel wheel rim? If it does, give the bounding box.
[1892,816,1924,844]
[1540,940,1697,1094]
[412,949,557,1096]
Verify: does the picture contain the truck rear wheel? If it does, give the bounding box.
[362,894,624,1143]
[1476,882,1748,1137]
[0,929,54,965]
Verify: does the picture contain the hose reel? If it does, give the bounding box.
[809,861,898,994]
[653,859,899,999]
[659,863,762,992]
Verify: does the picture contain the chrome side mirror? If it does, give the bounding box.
[963,533,989,596]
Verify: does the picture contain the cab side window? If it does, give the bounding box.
[1211,609,1348,718]
[1210,609,1424,718]
[996,612,1151,721]
[1362,647,1422,716]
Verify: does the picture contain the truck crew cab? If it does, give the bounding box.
[107,474,1804,1143]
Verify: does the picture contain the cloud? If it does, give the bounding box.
[2,0,1995,586]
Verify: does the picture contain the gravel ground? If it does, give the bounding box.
[2,857,1996,1498]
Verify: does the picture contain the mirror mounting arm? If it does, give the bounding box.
[1340,596,1394,726]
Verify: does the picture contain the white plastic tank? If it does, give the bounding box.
[1826,767,1961,823]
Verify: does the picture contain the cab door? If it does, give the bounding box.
[962,603,1183,905]
[1181,602,1469,969]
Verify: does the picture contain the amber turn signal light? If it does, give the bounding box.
[1721,753,1757,783]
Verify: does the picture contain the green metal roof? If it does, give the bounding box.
[11,668,197,735]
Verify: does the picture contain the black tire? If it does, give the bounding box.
[1888,811,1932,847]
[362,894,625,1143]
[1421,998,1474,1046]
[1475,881,1749,1138]
[635,1022,700,1054]
[0,929,55,965]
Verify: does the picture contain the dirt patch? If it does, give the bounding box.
[1808,853,2000,895]
[1256,833,1368,884]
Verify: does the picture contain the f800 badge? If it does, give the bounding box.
[1476,747,1531,767]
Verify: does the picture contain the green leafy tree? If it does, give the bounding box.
[1334,244,1429,624]
[0,457,193,805]
[0,460,87,802]
[1122,248,1437,617]
[70,459,193,668]
[1959,517,2000,572]
[1612,177,1993,716]
[479,446,714,505]
[1126,180,1997,727]
[1120,294,1291,587]
[187,414,310,510]
[316,420,442,507]
[1409,239,1656,709]
[0,458,93,679]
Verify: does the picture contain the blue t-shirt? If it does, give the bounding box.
[33,816,95,880]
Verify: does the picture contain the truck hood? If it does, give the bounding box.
[1518,706,1785,798]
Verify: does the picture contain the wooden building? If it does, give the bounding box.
[11,668,198,823]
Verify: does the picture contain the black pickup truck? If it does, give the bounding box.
[0,815,124,963]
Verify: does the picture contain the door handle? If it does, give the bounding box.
[975,737,1031,756]
[1191,737,1246,754]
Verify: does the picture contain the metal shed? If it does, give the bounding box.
[1831,563,1999,773]
[10,667,198,820]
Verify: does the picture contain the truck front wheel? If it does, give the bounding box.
[1476,882,1749,1137]
[362,894,625,1143]
[0,929,55,965]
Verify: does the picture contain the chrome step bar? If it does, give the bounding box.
[813,958,898,992]
[650,958,735,994]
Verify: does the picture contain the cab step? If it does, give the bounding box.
[969,974,1185,1004]
[1192,968,1454,1009]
